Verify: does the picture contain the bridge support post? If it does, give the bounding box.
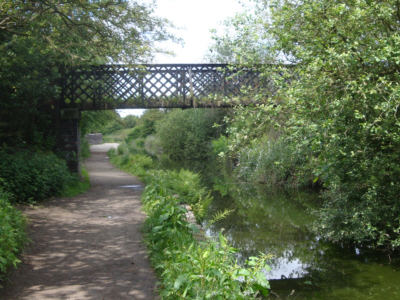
[58,108,81,173]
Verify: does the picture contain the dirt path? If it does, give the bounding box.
[1,148,158,300]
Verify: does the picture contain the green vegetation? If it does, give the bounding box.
[0,149,89,280]
[61,168,91,198]
[155,109,225,165]
[0,1,171,148]
[103,128,133,143]
[109,148,270,299]
[0,190,27,283]
[3,0,400,294]
[80,138,91,160]
[142,182,270,299]
[0,0,170,280]
[0,149,91,203]
[207,0,400,251]
[0,150,73,203]
[109,109,271,298]
[81,111,125,137]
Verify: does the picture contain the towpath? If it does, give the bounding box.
[1,144,157,300]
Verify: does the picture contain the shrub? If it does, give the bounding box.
[235,138,315,189]
[141,173,270,299]
[144,135,162,157]
[0,189,27,280]
[156,109,225,163]
[109,147,270,298]
[0,149,72,203]
[126,126,145,141]
[110,151,154,178]
[143,169,212,220]
[61,167,91,198]
[80,137,91,159]
[123,115,138,128]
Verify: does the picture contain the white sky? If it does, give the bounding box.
[152,0,244,63]
[118,0,244,117]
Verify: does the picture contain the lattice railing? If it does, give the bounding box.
[61,64,264,110]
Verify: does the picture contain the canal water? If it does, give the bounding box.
[204,181,400,299]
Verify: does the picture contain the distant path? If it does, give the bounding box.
[1,145,157,300]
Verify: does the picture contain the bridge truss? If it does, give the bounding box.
[60,64,263,110]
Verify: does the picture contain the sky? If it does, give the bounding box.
[117,0,244,117]
[152,0,243,63]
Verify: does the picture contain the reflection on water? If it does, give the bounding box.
[204,182,400,299]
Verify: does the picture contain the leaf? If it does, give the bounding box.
[252,283,270,297]
[247,256,258,266]
[233,268,251,279]
[152,225,163,232]
[174,274,187,290]
[159,213,170,222]
[202,250,210,259]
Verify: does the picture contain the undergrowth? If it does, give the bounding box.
[109,147,271,299]
[0,149,73,203]
[0,149,91,283]
[0,189,27,285]
[61,167,91,198]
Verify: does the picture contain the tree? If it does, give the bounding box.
[267,0,400,249]
[206,2,274,64]
[210,0,400,250]
[0,0,172,147]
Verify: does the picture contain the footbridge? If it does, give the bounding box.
[60,64,264,110]
[58,64,269,172]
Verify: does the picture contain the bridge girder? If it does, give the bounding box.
[60,64,263,110]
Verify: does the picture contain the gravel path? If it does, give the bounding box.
[0,148,157,300]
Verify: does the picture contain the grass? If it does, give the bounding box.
[61,167,91,197]
[103,128,133,143]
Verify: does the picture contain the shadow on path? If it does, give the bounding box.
[0,150,157,300]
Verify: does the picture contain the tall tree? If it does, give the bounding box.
[210,0,400,250]
[0,0,172,147]
[206,2,274,64]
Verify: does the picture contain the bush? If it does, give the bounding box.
[110,151,154,178]
[80,137,91,159]
[110,149,212,219]
[156,109,225,163]
[144,135,162,157]
[102,119,124,135]
[0,189,27,280]
[125,109,166,143]
[235,138,315,189]
[109,133,271,298]
[61,167,91,198]
[141,172,270,299]
[0,149,73,203]
[143,169,212,220]
[123,115,138,128]
[126,126,145,141]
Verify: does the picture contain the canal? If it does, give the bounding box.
[204,180,400,299]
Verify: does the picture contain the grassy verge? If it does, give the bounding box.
[109,149,270,299]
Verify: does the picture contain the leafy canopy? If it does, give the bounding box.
[0,0,173,147]
[209,0,400,249]
[0,0,172,64]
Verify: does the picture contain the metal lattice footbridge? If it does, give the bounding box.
[58,63,271,172]
[61,64,266,110]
